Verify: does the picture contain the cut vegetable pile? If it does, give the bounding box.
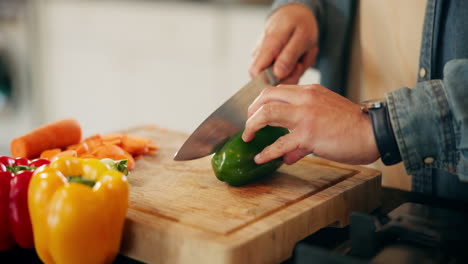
[10,118,158,170]
[2,118,159,264]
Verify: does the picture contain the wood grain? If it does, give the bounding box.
[119,126,381,264]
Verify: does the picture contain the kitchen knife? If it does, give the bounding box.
[173,66,278,161]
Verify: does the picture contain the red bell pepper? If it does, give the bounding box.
[0,156,50,250]
[0,170,15,250]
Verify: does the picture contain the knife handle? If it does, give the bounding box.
[264,66,279,86]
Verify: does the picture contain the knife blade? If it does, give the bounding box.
[173,66,278,161]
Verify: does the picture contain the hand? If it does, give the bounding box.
[249,3,319,84]
[242,84,380,165]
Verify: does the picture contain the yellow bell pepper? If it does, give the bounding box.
[28,157,129,264]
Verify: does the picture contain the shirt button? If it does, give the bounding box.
[424,156,435,164]
[419,67,427,78]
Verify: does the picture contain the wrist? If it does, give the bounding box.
[360,113,380,164]
[361,100,402,165]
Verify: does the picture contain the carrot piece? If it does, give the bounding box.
[74,142,90,156]
[66,143,78,150]
[91,144,135,170]
[121,135,153,156]
[78,153,97,159]
[82,134,102,141]
[103,139,122,146]
[52,150,78,159]
[85,139,102,152]
[148,144,159,150]
[40,148,62,160]
[102,133,123,143]
[10,119,82,159]
[101,133,122,139]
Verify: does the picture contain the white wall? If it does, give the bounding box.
[0,7,35,154]
[35,1,320,137]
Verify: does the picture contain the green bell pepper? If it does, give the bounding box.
[211,126,289,186]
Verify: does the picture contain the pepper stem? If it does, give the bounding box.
[66,176,96,187]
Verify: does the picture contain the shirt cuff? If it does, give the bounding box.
[386,77,461,179]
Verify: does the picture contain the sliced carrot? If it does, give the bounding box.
[102,133,122,139]
[26,126,156,170]
[147,150,158,155]
[102,133,123,145]
[75,142,90,156]
[52,150,78,160]
[91,144,135,170]
[148,144,159,150]
[79,153,97,159]
[83,139,103,153]
[40,148,62,160]
[121,135,152,156]
[66,143,80,151]
[83,134,101,141]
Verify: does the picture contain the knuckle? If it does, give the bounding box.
[267,46,282,59]
[274,135,288,149]
[278,53,293,66]
[260,104,273,119]
[294,31,308,45]
[262,135,289,160]
[263,37,282,57]
[303,84,318,90]
[296,27,314,43]
[262,144,278,159]
[264,25,277,36]
[302,88,316,102]
[261,86,274,97]
[247,105,255,117]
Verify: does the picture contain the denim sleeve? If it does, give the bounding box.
[386,59,468,181]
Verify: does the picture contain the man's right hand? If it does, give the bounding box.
[249,3,319,84]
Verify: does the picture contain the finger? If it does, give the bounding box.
[302,46,319,68]
[274,28,313,79]
[249,28,292,78]
[254,132,300,164]
[249,36,264,78]
[280,63,304,84]
[283,148,310,164]
[280,46,319,84]
[251,34,263,58]
[243,104,300,142]
[247,85,303,118]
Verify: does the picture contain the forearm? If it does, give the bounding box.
[386,59,468,181]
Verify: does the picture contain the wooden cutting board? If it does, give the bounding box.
[119,126,381,264]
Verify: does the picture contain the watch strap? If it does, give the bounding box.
[368,104,402,165]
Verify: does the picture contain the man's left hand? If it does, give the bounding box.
[242,84,380,165]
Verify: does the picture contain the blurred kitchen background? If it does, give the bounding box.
[0,0,319,154]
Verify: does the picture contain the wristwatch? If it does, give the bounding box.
[360,98,402,165]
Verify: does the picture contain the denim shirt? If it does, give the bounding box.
[272,0,468,201]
